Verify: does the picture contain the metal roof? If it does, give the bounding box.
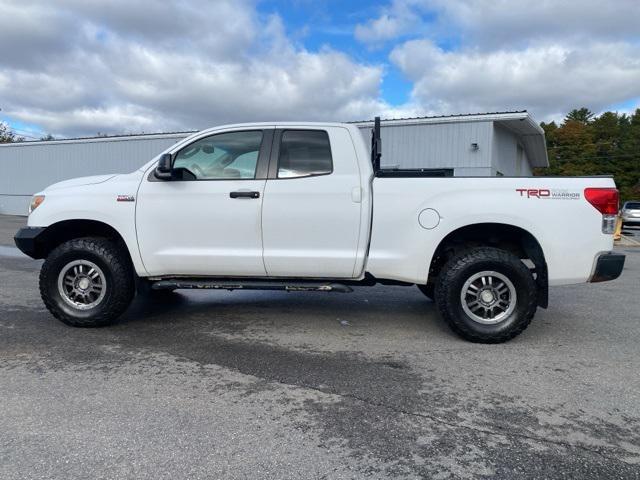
[0,130,195,147]
[350,110,529,125]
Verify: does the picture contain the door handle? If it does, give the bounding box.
[229,191,260,199]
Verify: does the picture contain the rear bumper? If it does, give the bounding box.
[589,253,625,283]
[14,227,47,259]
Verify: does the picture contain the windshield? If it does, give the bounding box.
[624,202,640,210]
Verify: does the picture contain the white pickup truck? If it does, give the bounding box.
[15,119,625,343]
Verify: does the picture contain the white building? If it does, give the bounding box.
[0,111,547,215]
[354,111,548,177]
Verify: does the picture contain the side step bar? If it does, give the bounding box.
[151,279,353,293]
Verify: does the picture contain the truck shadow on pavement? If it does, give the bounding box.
[121,287,447,334]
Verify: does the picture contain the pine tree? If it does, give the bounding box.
[564,108,595,125]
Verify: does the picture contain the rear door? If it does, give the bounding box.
[261,127,363,278]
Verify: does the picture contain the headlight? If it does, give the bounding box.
[29,195,45,214]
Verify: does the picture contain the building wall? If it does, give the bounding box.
[1,120,535,216]
[521,148,533,176]
[0,134,187,215]
[491,124,515,176]
[490,124,533,176]
[357,120,494,176]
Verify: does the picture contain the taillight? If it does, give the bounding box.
[584,188,619,234]
[584,188,619,214]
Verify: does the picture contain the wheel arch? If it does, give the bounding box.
[427,222,548,308]
[29,219,134,268]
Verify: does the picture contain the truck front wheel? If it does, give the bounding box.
[39,237,135,327]
[434,247,537,343]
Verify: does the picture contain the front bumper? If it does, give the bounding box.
[622,213,640,224]
[589,253,625,283]
[622,218,640,226]
[14,227,47,259]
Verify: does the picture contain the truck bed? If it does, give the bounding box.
[367,176,616,285]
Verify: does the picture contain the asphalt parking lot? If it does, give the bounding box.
[621,224,640,243]
[1,215,639,479]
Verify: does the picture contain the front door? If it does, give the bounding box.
[136,129,272,277]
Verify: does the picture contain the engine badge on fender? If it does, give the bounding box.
[116,195,135,202]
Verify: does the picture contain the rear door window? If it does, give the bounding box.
[277,130,332,179]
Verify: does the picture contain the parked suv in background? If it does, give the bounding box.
[621,201,640,227]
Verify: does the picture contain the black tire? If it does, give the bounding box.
[39,237,135,327]
[434,247,537,343]
[417,283,434,300]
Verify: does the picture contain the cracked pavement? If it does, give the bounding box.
[1,215,639,479]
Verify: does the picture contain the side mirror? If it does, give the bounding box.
[154,153,173,180]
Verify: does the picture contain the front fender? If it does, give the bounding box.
[26,171,147,275]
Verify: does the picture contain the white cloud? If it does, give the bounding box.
[354,1,422,46]
[0,0,391,137]
[356,0,640,47]
[358,0,640,120]
[3,0,639,135]
[391,40,640,121]
[354,9,420,46]
[429,0,640,49]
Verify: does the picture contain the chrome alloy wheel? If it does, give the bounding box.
[460,270,517,325]
[57,260,107,310]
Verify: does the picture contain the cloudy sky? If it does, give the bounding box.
[1,0,639,138]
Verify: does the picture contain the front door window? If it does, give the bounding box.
[173,130,263,180]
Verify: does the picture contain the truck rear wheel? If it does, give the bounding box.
[39,237,135,327]
[434,247,537,343]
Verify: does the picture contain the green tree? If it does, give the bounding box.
[537,108,640,202]
[564,107,595,125]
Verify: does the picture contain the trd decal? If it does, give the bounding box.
[516,188,550,198]
[117,195,135,202]
[516,189,580,200]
